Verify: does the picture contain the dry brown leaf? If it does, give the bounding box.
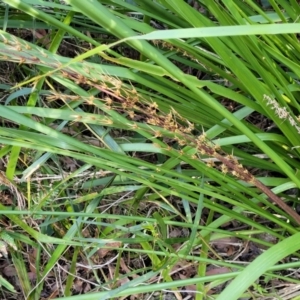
[169,228,182,238]
[226,245,235,256]
[3,265,17,277]
[83,282,91,293]
[97,241,122,258]
[211,237,239,248]
[27,272,36,281]
[206,267,231,276]
[41,288,59,300]
[120,258,138,279]
[185,284,197,293]
[73,278,83,293]
[28,248,37,275]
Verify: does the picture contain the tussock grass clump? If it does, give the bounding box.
[0,0,300,299]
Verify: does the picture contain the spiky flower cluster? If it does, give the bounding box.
[45,71,300,224]
[147,107,194,137]
[55,69,197,138]
[57,71,140,111]
[263,94,300,134]
[152,40,178,52]
[192,133,256,183]
[53,69,255,185]
[53,67,258,185]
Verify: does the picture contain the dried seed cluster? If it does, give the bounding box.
[48,69,256,185]
[2,31,299,224]
[1,34,254,187]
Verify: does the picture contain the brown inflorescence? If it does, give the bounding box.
[48,69,300,225]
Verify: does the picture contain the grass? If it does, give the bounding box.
[0,0,300,299]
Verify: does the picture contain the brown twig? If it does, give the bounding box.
[254,178,300,225]
[213,151,300,225]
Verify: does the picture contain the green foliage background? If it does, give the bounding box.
[0,0,300,299]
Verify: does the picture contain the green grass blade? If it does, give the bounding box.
[217,232,300,300]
